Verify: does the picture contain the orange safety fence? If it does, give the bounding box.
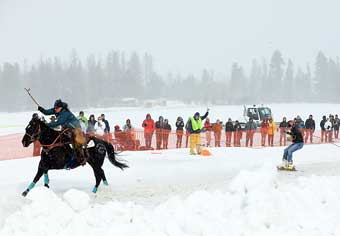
[0,129,338,161]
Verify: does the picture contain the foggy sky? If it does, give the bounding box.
[0,0,339,75]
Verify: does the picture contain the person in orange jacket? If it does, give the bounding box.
[212,119,222,147]
[142,113,155,149]
[267,118,276,146]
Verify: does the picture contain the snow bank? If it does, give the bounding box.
[2,168,340,236]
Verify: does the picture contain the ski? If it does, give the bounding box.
[277,165,296,171]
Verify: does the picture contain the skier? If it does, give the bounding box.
[281,120,304,170]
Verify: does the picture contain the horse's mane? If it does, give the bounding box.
[37,116,61,136]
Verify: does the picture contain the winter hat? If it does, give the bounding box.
[194,112,200,117]
[54,99,63,108]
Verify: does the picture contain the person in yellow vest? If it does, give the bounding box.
[267,117,276,146]
[186,109,209,155]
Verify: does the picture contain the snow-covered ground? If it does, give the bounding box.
[1,144,340,236]
[1,103,340,236]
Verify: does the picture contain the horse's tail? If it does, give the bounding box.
[102,140,129,170]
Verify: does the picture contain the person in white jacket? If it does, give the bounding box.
[324,118,333,142]
[94,116,106,136]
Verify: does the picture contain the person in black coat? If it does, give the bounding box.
[304,115,315,143]
[279,117,288,146]
[320,116,327,142]
[175,117,184,148]
[225,118,234,147]
[282,120,304,167]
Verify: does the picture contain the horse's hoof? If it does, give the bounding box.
[92,187,97,193]
[44,184,50,188]
[22,190,29,197]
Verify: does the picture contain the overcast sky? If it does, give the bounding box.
[0,0,339,75]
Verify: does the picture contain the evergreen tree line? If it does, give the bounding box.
[0,50,339,112]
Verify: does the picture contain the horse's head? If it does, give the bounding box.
[22,113,42,147]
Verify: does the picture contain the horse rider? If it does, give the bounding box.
[38,99,88,165]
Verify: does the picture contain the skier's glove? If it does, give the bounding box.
[38,106,44,112]
[207,108,210,112]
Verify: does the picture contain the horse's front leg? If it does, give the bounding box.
[44,170,50,188]
[22,167,44,197]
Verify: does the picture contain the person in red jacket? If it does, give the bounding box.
[142,113,155,149]
[260,118,269,146]
[204,117,212,147]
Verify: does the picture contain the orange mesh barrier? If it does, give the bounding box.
[0,134,33,161]
[0,129,337,161]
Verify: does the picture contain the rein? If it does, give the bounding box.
[25,122,71,150]
[40,128,71,150]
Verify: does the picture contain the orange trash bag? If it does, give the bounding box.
[200,149,212,157]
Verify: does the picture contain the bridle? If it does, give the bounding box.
[25,120,70,151]
[24,122,41,143]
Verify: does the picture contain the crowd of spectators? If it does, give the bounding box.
[69,111,340,151]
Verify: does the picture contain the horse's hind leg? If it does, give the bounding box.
[22,167,44,197]
[100,168,108,186]
[43,171,50,188]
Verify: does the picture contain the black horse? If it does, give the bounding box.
[21,114,128,196]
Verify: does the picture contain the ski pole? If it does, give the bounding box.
[24,88,40,107]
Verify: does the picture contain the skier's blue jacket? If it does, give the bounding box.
[39,107,80,129]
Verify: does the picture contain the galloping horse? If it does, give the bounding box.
[21,114,128,196]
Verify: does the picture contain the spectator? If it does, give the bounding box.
[50,115,56,123]
[325,117,333,143]
[114,125,122,132]
[295,115,305,128]
[78,118,87,134]
[225,118,234,147]
[101,114,110,133]
[245,118,257,147]
[329,115,335,142]
[304,115,315,143]
[260,118,269,146]
[142,114,155,149]
[163,119,171,149]
[320,116,327,142]
[186,109,209,155]
[233,120,242,147]
[204,117,212,147]
[267,118,276,146]
[212,119,222,147]
[48,115,60,131]
[279,117,288,146]
[87,114,96,135]
[77,111,88,128]
[334,114,339,139]
[123,119,134,131]
[101,113,111,142]
[155,116,165,149]
[185,121,190,148]
[175,117,184,148]
[94,116,106,136]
